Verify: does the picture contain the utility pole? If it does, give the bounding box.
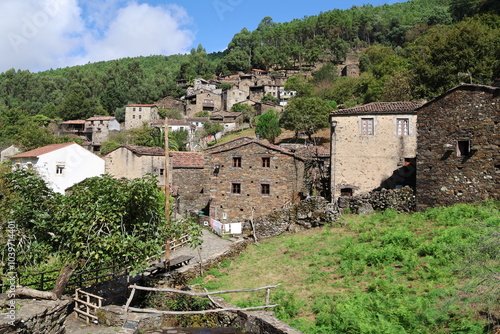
[164,118,171,271]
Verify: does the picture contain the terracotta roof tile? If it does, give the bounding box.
[332,102,423,115]
[208,138,303,160]
[86,115,116,121]
[10,142,77,159]
[169,151,205,169]
[112,145,205,168]
[62,120,86,125]
[127,104,157,107]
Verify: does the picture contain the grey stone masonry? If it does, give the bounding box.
[416,84,500,210]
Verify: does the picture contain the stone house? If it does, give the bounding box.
[223,87,249,111]
[205,137,305,223]
[104,145,209,214]
[169,151,210,216]
[185,90,223,116]
[104,145,166,187]
[155,96,185,114]
[60,120,87,139]
[85,115,120,152]
[249,85,281,102]
[416,84,500,210]
[210,112,243,132]
[10,142,104,194]
[124,104,160,130]
[329,101,422,199]
[0,144,20,162]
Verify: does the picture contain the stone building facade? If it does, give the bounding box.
[206,138,305,223]
[104,146,210,214]
[330,102,422,198]
[124,104,159,130]
[185,90,223,116]
[416,84,500,210]
[85,115,120,151]
[104,145,167,186]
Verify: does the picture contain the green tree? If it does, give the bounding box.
[261,93,280,105]
[203,122,224,142]
[284,75,313,97]
[255,110,281,144]
[231,104,256,126]
[280,97,331,140]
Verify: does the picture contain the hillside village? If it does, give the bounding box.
[1,0,500,332]
[5,65,500,225]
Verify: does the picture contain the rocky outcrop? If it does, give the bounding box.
[0,297,71,334]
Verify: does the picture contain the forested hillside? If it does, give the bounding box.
[0,0,499,147]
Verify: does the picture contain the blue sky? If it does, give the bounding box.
[0,0,407,73]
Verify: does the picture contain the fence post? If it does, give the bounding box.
[124,287,136,313]
[265,288,270,306]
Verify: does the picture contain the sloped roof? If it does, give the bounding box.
[417,83,500,110]
[169,151,205,169]
[123,145,165,156]
[285,145,330,158]
[86,115,116,121]
[127,104,157,107]
[208,138,304,160]
[332,102,423,115]
[10,142,76,159]
[108,145,204,168]
[62,120,86,125]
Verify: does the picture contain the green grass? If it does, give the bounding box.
[190,201,500,334]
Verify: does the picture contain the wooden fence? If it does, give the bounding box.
[12,234,191,293]
[74,289,103,324]
[124,283,281,315]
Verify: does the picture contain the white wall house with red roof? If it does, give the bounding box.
[10,142,105,194]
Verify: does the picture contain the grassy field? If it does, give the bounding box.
[190,202,500,333]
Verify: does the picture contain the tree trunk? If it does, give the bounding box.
[52,263,76,299]
[15,286,57,300]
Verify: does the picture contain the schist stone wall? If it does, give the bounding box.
[416,84,500,210]
[207,141,305,223]
[174,167,210,215]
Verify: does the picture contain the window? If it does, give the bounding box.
[457,140,470,157]
[159,169,165,176]
[397,118,409,136]
[262,157,270,167]
[261,184,270,195]
[100,120,104,125]
[138,115,142,120]
[341,188,353,197]
[133,108,136,111]
[233,157,241,167]
[361,118,374,135]
[139,107,142,111]
[232,183,241,194]
[56,165,65,175]
[133,115,135,119]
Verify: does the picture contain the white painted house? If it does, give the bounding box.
[10,142,105,194]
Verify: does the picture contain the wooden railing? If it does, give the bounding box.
[124,283,281,314]
[16,261,130,293]
[74,289,103,324]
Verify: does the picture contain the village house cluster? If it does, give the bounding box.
[5,80,500,223]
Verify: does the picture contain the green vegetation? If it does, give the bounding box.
[191,202,500,333]
[0,0,498,144]
[255,109,281,144]
[0,167,201,292]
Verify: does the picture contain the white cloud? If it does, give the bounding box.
[0,0,195,72]
[0,0,85,72]
[84,3,194,63]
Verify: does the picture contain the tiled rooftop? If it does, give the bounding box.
[169,151,205,169]
[332,102,423,115]
[10,142,76,159]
